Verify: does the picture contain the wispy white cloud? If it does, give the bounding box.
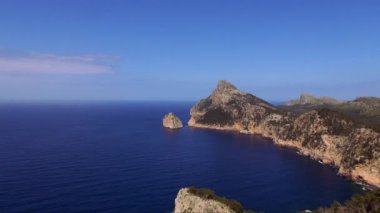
[0,49,119,74]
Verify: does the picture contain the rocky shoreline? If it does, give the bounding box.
[187,80,380,188]
[174,186,380,213]
[188,122,379,189]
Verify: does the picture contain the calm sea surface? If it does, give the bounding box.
[0,102,362,213]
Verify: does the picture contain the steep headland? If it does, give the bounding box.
[188,80,380,187]
[163,112,183,129]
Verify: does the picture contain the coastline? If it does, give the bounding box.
[187,120,380,189]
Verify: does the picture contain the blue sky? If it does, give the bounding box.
[0,0,379,101]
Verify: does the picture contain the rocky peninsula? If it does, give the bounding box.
[188,80,380,187]
[163,112,183,129]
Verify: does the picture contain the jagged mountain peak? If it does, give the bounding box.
[215,80,238,93]
[208,80,273,108]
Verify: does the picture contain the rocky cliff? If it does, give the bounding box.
[163,112,183,129]
[188,80,380,187]
[174,187,254,213]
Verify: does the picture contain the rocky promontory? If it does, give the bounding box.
[163,112,183,129]
[188,80,380,187]
[174,187,254,213]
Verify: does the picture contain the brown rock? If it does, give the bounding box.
[163,112,183,129]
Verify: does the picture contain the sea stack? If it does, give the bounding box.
[163,112,183,129]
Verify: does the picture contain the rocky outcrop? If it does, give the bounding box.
[174,187,254,213]
[189,80,380,187]
[163,112,183,129]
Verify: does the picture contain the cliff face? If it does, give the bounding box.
[174,187,253,213]
[189,80,380,187]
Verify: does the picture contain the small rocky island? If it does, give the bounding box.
[163,112,183,129]
[188,80,380,187]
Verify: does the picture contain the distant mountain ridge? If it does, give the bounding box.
[188,80,380,187]
[285,93,341,106]
[284,93,380,114]
[281,94,380,130]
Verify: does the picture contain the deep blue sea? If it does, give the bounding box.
[0,102,362,213]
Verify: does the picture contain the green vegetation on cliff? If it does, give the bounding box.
[187,187,256,213]
[281,95,380,132]
[179,187,380,213]
[305,190,380,213]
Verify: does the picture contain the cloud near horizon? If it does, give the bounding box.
[0,50,118,74]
